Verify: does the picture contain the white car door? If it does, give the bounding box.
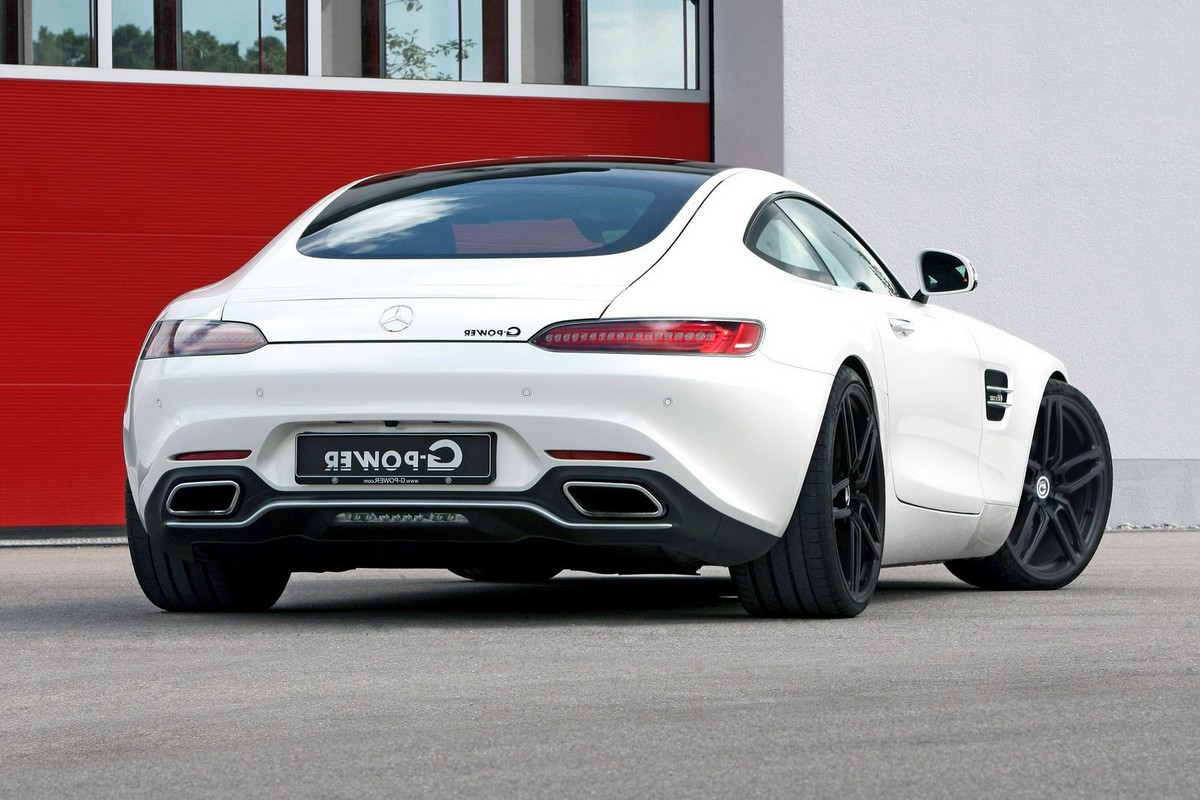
[776,198,985,514]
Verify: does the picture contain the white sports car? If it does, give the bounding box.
[124,157,1112,617]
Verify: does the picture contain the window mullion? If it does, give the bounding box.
[96,0,112,68]
[306,0,320,76]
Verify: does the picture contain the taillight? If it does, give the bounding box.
[532,319,762,355]
[141,320,267,359]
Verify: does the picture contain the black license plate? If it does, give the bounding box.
[296,433,495,485]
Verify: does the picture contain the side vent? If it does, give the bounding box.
[985,369,1012,422]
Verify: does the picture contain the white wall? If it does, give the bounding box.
[712,0,784,173]
[716,0,1200,525]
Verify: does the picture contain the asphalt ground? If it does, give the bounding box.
[2,531,1197,799]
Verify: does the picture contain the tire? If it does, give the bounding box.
[946,379,1112,590]
[731,366,885,618]
[448,565,563,583]
[126,484,290,612]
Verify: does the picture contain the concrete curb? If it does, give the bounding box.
[0,526,126,548]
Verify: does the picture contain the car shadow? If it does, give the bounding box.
[245,568,978,626]
[271,573,747,624]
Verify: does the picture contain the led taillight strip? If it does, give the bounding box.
[532,320,762,355]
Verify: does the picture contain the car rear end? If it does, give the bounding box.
[124,160,828,576]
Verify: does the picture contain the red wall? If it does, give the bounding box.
[0,77,710,527]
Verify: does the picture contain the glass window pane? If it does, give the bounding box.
[522,0,700,89]
[29,0,95,67]
[385,0,482,81]
[297,164,710,259]
[587,0,697,89]
[746,204,835,285]
[181,0,290,74]
[777,198,900,297]
[112,0,153,69]
[323,0,504,82]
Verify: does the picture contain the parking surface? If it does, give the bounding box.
[3,531,1198,798]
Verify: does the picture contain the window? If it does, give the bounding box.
[323,0,506,81]
[112,0,305,73]
[1,0,96,66]
[746,203,834,285]
[521,0,699,88]
[776,198,902,297]
[297,163,710,259]
[4,0,709,94]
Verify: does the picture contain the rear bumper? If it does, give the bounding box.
[144,465,779,572]
[126,342,834,538]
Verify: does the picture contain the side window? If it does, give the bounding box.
[777,198,900,297]
[746,203,835,285]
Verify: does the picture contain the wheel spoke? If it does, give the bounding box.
[847,520,862,588]
[1051,398,1065,467]
[1057,503,1084,556]
[1047,511,1080,564]
[1038,397,1064,468]
[1053,446,1101,478]
[853,414,878,486]
[1059,461,1105,494]
[840,397,856,472]
[1012,506,1048,563]
[1021,512,1050,563]
[832,476,850,501]
[855,499,883,559]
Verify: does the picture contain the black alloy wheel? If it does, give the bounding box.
[831,378,886,603]
[732,366,885,618]
[126,484,291,612]
[946,379,1112,590]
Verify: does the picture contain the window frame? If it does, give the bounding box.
[0,0,710,104]
[1,0,98,67]
[745,192,910,299]
[744,199,836,286]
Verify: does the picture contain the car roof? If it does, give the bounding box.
[352,156,731,188]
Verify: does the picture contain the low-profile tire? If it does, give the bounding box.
[731,366,885,618]
[126,485,290,612]
[946,379,1112,590]
[448,565,562,583]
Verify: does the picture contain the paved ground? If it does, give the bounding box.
[2,531,1197,799]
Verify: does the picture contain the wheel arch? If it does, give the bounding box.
[839,355,875,397]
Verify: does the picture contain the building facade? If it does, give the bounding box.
[0,0,710,528]
[714,0,1200,527]
[3,0,1197,529]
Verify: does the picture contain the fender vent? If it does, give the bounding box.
[985,369,1011,422]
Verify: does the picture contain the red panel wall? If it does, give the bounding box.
[0,77,710,527]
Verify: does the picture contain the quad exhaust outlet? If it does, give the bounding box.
[562,481,665,519]
[166,480,242,517]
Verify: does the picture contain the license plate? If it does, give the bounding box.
[296,433,495,485]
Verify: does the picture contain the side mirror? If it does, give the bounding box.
[913,249,977,305]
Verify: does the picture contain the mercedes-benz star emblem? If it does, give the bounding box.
[379,304,414,332]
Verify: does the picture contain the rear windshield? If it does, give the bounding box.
[297,164,711,259]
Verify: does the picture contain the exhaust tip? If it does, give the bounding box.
[563,481,665,519]
[166,480,241,517]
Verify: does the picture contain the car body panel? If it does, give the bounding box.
[124,159,1073,574]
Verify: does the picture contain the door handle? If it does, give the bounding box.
[889,318,915,337]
